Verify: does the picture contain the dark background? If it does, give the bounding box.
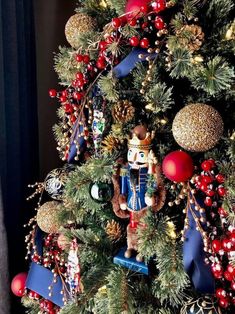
[0,1,77,312]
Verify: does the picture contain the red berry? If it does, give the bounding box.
[200,182,208,191]
[70,115,76,124]
[227,264,235,275]
[230,231,235,244]
[152,0,166,12]
[61,90,67,97]
[129,18,137,26]
[29,290,34,298]
[201,160,213,171]
[141,22,148,30]
[64,103,73,113]
[76,72,84,80]
[75,54,84,62]
[205,189,215,197]
[217,186,226,197]
[201,175,213,184]
[34,292,40,300]
[140,37,150,48]
[231,281,235,290]
[216,173,225,183]
[112,17,122,28]
[73,92,83,100]
[224,270,234,281]
[99,41,108,51]
[87,64,94,71]
[212,239,222,253]
[83,55,90,64]
[32,255,40,263]
[218,207,227,217]
[204,196,212,207]
[49,89,57,98]
[96,57,106,70]
[154,16,164,30]
[46,301,54,310]
[216,288,227,298]
[129,36,139,47]
[213,270,223,279]
[219,297,229,308]
[59,96,67,103]
[77,79,85,87]
[222,238,233,251]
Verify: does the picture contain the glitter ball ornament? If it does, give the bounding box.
[65,13,96,48]
[172,103,224,152]
[36,201,62,233]
[180,296,222,314]
[44,168,68,200]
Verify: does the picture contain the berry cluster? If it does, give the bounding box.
[193,159,226,208]
[28,290,60,314]
[191,159,235,309]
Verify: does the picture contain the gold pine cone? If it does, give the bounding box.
[65,13,96,48]
[102,135,122,154]
[112,100,135,123]
[105,220,122,241]
[176,24,204,52]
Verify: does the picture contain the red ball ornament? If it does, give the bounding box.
[125,0,150,16]
[11,272,27,297]
[162,151,194,182]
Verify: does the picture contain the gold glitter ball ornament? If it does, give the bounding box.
[65,13,96,48]
[36,201,62,234]
[172,103,223,152]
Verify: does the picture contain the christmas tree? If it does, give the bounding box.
[11,0,235,313]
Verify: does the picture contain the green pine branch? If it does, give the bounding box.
[144,82,174,114]
[169,48,194,78]
[98,73,119,102]
[190,56,234,96]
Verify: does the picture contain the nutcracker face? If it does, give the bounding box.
[128,147,149,169]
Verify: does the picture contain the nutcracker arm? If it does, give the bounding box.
[111,175,130,219]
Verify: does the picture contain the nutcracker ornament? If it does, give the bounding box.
[112,125,166,265]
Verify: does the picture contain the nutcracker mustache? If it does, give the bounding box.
[130,168,139,186]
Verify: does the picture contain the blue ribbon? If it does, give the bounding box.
[183,195,215,294]
[26,227,70,307]
[26,262,67,307]
[113,48,157,79]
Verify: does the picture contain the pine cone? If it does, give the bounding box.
[112,100,135,123]
[105,220,122,241]
[176,24,204,52]
[102,135,122,154]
